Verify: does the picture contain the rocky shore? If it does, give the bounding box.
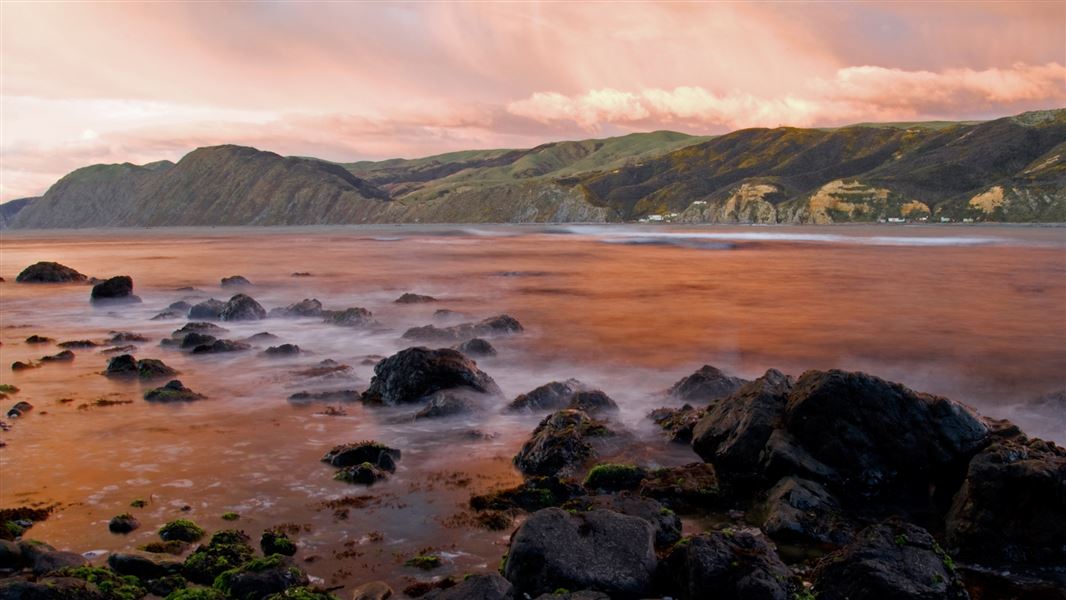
[1,261,1064,600]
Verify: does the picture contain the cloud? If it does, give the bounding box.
[506,62,1066,131]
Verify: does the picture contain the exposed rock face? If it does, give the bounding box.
[945,435,1066,565]
[812,519,968,600]
[402,315,523,342]
[692,369,792,475]
[668,364,748,403]
[783,370,989,495]
[513,409,612,477]
[16,262,87,283]
[361,347,499,405]
[504,508,658,598]
[760,477,853,548]
[189,298,226,320]
[219,293,266,321]
[663,529,796,600]
[90,276,141,304]
[509,379,586,412]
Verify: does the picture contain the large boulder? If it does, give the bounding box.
[692,369,792,476]
[637,463,720,511]
[323,307,374,327]
[668,364,748,403]
[189,298,226,320]
[90,276,141,304]
[422,572,512,600]
[782,370,989,496]
[663,528,796,600]
[504,508,657,598]
[215,555,308,600]
[107,551,182,579]
[403,315,523,342]
[220,275,251,287]
[321,441,400,471]
[455,337,497,358]
[268,298,323,318]
[945,434,1066,565]
[15,262,87,283]
[508,379,586,412]
[361,347,499,405]
[0,576,102,600]
[564,493,682,549]
[513,410,613,477]
[31,549,88,575]
[759,476,853,548]
[219,294,266,321]
[811,519,967,600]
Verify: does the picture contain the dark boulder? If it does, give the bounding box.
[262,344,300,357]
[220,275,251,287]
[107,551,181,579]
[648,404,704,443]
[57,340,99,349]
[637,463,720,511]
[0,540,20,569]
[144,380,205,402]
[269,298,323,318]
[322,441,400,471]
[811,519,967,600]
[783,370,989,496]
[323,307,374,327]
[189,299,226,320]
[663,528,796,600]
[945,435,1066,565]
[215,555,308,600]
[90,276,141,304]
[0,576,102,600]
[564,493,682,549]
[179,332,217,349]
[422,573,512,600]
[396,293,437,304]
[24,335,54,344]
[668,364,748,403]
[582,463,648,492]
[7,401,34,418]
[103,355,177,379]
[455,337,497,357]
[31,550,88,575]
[508,379,586,412]
[40,350,75,363]
[361,347,499,405]
[403,314,523,342]
[513,409,613,478]
[108,513,141,533]
[567,390,618,416]
[174,322,228,337]
[219,294,266,321]
[414,389,480,419]
[11,361,39,371]
[191,339,251,354]
[692,369,792,475]
[16,262,87,283]
[760,477,853,548]
[504,507,657,598]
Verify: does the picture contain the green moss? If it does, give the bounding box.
[166,588,226,600]
[183,530,255,585]
[220,512,240,521]
[405,554,442,570]
[141,540,189,555]
[894,534,909,547]
[213,554,287,594]
[261,530,298,556]
[264,587,340,600]
[130,498,148,508]
[553,589,571,595]
[583,463,646,491]
[793,590,817,600]
[0,384,20,394]
[58,566,146,600]
[497,552,508,575]
[160,519,205,542]
[1,521,25,540]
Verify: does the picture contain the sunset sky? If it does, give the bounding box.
[2,1,1064,201]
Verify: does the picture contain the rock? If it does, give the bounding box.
[244,332,279,343]
[269,299,323,318]
[108,331,148,343]
[169,300,193,312]
[32,550,88,575]
[182,529,254,584]
[351,580,394,600]
[648,404,704,443]
[668,364,748,403]
[470,476,585,512]
[90,275,141,304]
[105,355,179,380]
[57,340,99,349]
[395,293,437,304]
[191,339,251,354]
[692,369,792,475]
[783,370,990,496]
[25,335,54,344]
[219,294,266,321]
[179,332,217,349]
[638,463,720,511]
[107,551,181,579]
[262,344,301,357]
[15,262,87,283]
[533,593,610,600]
[812,519,967,600]
[158,518,205,542]
[508,380,586,412]
[220,275,251,287]
[189,298,226,320]
[99,344,136,355]
[17,540,55,565]
[413,389,480,419]
[40,350,75,363]
[504,507,657,598]
[759,429,841,485]
[513,410,613,478]
[260,530,297,556]
[323,307,374,327]
[216,555,308,600]
[0,576,102,600]
[334,463,389,485]
[422,573,512,600]
[403,314,523,342]
[145,380,205,402]
[108,513,140,533]
[10,361,38,371]
[7,401,33,418]
[956,564,1066,600]
[361,346,499,405]
[455,338,497,357]
[564,493,682,549]
[151,309,184,320]
[760,477,853,548]
[945,434,1066,565]
[287,389,360,404]
[322,441,400,471]
[174,322,229,337]
[0,540,20,569]
[291,272,312,278]
[567,390,618,416]
[663,528,796,600]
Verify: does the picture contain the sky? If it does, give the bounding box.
[1,1,1064,201]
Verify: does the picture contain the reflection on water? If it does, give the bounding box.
[1,224,1064,593]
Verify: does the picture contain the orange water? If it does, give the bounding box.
[1,224,1063,593]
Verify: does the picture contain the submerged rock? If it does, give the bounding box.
[470,476,584,512]
[334,463,390,485]
[11,361,39,371]
[262,343,301,357]
[322,441,400,471]
[108,331,148,343]
[177,331,217,349]
[15,261,87,283]
[454,337,497,357]
[663,528,796,600]
[504,507,657,598]
[812,519,967,600]
[189,298,226,320]
[508,379,586,412]
[24,335,55,344]
[402,314,523,342]
[173,322,229,337]
[395,293,437,304]
[269,298,323,318]
[412,389,481,419]
[144,380,205,403]
[219,293,266,321]
[220,275,251,287]
[361,346,499,405]
[40,350,75,363]
[668,364,748,403]
[108,513,141,534]
[191,339,251,354]
[6,401,33,418]
[90,275,141,304]
[104,354,177,379]
[57,340,99,349]
[567,390,618,416]
[513,409,614,478]
[287,389,360,404]
[323,307,374,327]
